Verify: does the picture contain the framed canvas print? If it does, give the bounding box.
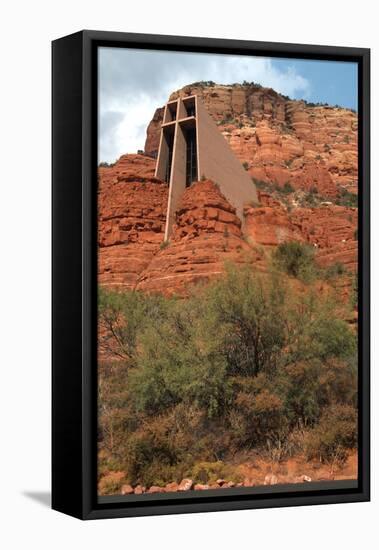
[52,30,370,520]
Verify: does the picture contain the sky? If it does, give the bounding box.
[98,47,358,163]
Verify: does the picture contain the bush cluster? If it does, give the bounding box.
[98,264,357,490]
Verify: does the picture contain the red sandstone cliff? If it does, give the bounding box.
[98,83,358,296]
[136,180,263,296]
[98,156,357,296]
[98,154,168,290]
[145,83,357,197]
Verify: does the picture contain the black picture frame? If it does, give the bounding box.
[52,30,370,520]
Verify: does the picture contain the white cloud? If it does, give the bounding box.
[99,48,310,163]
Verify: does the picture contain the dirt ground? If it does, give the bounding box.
[235,450,357,486]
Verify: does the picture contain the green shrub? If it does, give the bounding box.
[234,387,288,448]
[98,288,168,362]
[190,461,242,484]
[242,161,249,170]
[283,358,357,427]
[207,266,287,377]
[285,294,357,364]
[128,297,231,417]
[98,262,358,488]
[323,262,346,280]
[272,242,316,281]
[305,404,357,463]
[336,188,358,207]
[282,181,295,194]
[98,471,126,495]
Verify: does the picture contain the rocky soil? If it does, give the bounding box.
[98,451,357,496]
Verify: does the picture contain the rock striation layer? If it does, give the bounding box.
[98,154,168,290]
[136,180,262,296]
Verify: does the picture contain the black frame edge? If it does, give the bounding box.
[52,30,370,520]
[52,31,85,519]
[358,47,370,502]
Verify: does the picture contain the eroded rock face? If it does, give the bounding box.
[244,192,357,271]
[291,206,358,271]
[136,180,263,296]
[244,192,305,247]
[144,106,164,158]
[99,81,358,296]
[145,84,357,196]
[98,154,168,290]
[98,155,357,296]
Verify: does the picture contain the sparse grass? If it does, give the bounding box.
[323,262,346,280]
[282,181,295,194]
[272,241,316,282]
[336,188,358,208]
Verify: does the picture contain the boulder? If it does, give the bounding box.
[178,478,193,491]
[243,478,255,487]
[165,482,179,492]
[264,474,278,486]
[301,475,312,483]
[120,484,134,495]
[147,486,165,494]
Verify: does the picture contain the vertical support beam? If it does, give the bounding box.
[195,96,201,181]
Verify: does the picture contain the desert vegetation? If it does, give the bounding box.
[98,261,357,494]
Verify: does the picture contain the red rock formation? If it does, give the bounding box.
[244,191,304,247]
[98,83,358,296]
[291,206,358,272]
[136,180,262,296]
[98,154,168,290]
[144,106,165,157]
[244,197,357,271]
[98,155,357,296]
[145,84,358,197]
